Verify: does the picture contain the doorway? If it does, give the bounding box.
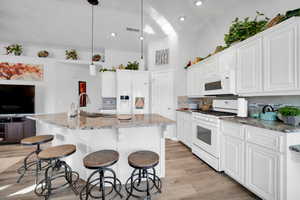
[151,70,175,139]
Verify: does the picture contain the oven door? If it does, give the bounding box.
[192,121,219,158]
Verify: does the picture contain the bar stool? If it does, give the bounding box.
[125,151,162,200]
[80,150,123,200]
[35,144,79,199]
[17,135,54,183]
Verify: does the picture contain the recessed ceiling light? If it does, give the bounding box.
[179,16,186,22]
[111,32,117,37]
[194,0,202,7]
[139,36,144,40]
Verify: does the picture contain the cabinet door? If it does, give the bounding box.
[263,24,298,92]
[176,112,184,142]
[23,119,36,138]
[186,69,194,96]
[6,122,23,143]
[184,116,193,148]
[219,48,237,73]
[246,143,280,200]
[237,38,263,94]
[101,72,116,97]
[223,136,244,184]
[203,57,219,76]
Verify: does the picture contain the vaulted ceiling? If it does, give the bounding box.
[0,0,298,52]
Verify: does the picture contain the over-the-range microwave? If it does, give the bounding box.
[203,71,236,96]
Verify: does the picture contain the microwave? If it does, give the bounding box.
[203,71,236,96]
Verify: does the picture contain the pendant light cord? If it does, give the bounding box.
[91,5,94,64]
[140,0,144,60]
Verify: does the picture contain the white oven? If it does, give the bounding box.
[192,116,219,158]
[191,100,237,171]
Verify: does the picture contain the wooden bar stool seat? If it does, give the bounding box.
[80,150,122,200]
[126,150,162,200]
[35,144,79,199]
[17,135,54,184]
[83,150,119,169]
[38,144,76,160]
[21,135,54,146]
[128,151,159,169]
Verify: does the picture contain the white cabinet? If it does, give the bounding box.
[101,72,116,97]
[246,143,280,200]
[203,57,219,76]
[219,47,237,73]
[223,136,244,184]
[221,121,285,200]
[186,66,203,97]
[263,23,298,92]
[236,37,263,94]
[176,111,192,148]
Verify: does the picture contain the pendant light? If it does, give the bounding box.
[140,0,145,70]
[89,5,97,76]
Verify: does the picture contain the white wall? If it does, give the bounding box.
[195,0,300,56]
[0,43,141,114]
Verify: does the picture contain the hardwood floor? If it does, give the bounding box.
[0,140,259,200]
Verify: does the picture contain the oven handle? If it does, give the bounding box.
[192,121,219,129]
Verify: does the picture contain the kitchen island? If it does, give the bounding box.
[28,113,175,182]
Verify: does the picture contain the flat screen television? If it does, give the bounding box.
[0,84,35,114]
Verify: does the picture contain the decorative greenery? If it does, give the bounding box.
[65,49,78,60]
[37,50,49,58]
[5,44,23,56]
[278,106,300,117]
[125,61,139,70]
[99,68,116,72]
[285,8,300,20]
[224,11,269,47]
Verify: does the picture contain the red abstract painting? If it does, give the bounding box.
[0,62,43,81]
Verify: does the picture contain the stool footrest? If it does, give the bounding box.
[35,160,79,199]
[80,167,123,200]
[125,168,162,200]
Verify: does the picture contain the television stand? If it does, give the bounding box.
[0,117,36,144]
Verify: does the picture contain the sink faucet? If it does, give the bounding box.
[78,92,91,116]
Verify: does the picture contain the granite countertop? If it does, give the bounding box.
[28,113,175,130]
[221,117,300,133]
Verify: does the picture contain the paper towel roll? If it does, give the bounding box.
[238,98,248,117]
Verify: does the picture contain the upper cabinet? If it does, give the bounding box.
[236,37,263,94]
[186,17,300,97]
[219,47,237,73]
[236,18,300,96]
[101,72,116,98]
[187,66,203,97]
[263,22,298,92]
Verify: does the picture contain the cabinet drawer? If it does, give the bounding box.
[245,126,284,153]
[221,121,244,140]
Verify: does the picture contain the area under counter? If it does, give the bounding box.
[28,113,175,183]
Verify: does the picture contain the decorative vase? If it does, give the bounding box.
[92,54,101,62]
[37,50,49,58]
[282,116,300,126]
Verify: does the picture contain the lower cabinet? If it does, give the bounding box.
[176,112,192,148]
[246,143,280,200]
[223,136,244,184]
[221,121,283,200]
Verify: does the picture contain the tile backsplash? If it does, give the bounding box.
[178,95,300,111]
[247,96,300,109]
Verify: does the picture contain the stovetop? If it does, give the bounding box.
[192,110,237,117]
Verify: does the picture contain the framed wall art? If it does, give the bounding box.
[155,49,169,65]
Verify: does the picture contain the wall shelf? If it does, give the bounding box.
[0,55,104,66]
